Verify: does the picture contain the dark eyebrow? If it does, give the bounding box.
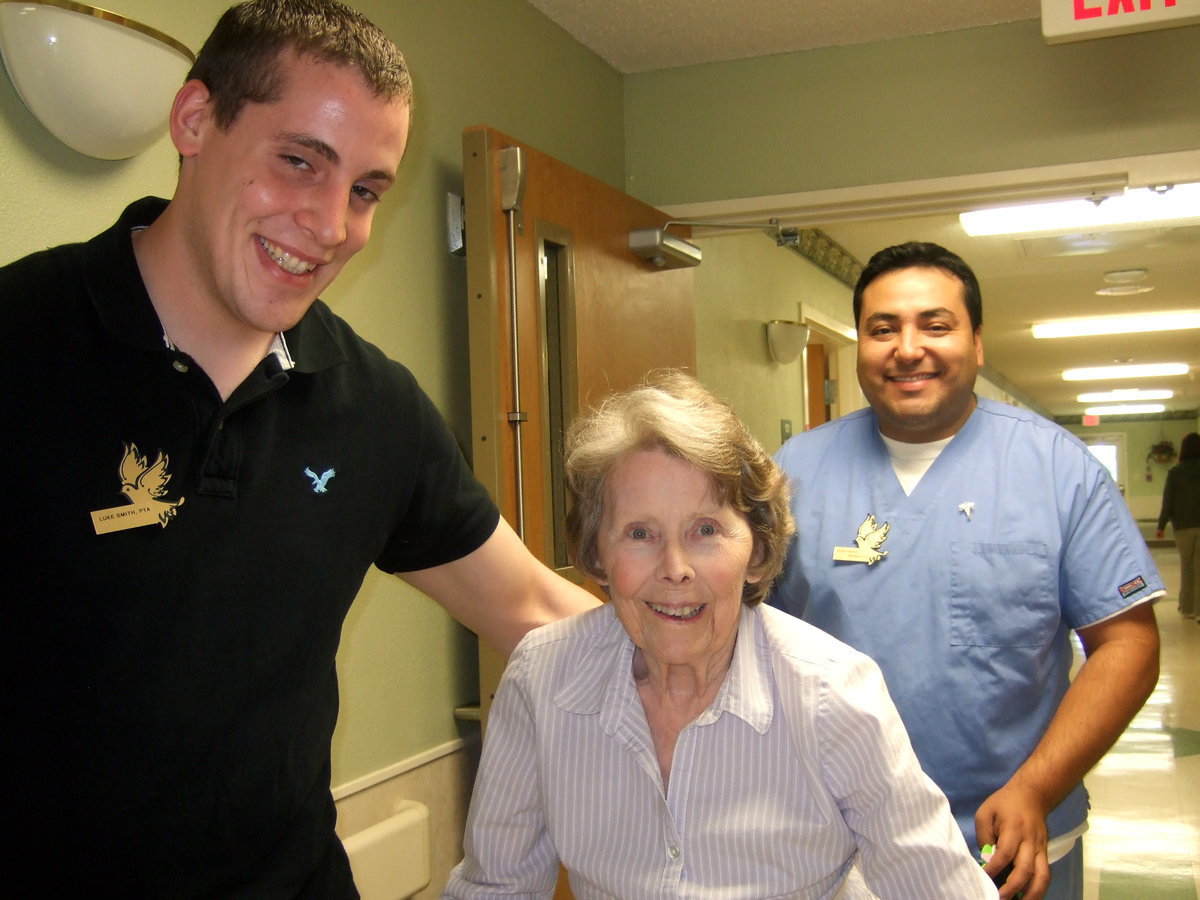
[917,307,961,323]
[864,307,959,326]
[277,132,396,185]
[279,132,338,164]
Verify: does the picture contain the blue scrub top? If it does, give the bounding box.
[770,398,1162,849]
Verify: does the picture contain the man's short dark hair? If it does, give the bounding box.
[853,242,983,332]
[188,0,412,130]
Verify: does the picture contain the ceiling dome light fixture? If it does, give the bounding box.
[1096,266,1154,296]
[1103,268,1149,284]
[0,0,194,159]
[1095,284,1154,296]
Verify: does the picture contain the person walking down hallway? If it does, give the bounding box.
[769,242,1162,900]
[1157,432,1200,620]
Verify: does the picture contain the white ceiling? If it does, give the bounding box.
[526,0,1043,74]
[529,0,1200,421]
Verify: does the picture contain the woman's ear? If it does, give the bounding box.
[745,536,767,583]
[170,79,214,158]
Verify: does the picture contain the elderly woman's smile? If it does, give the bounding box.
[644,601,705,620]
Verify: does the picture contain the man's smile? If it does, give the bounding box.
[258,236,318,275]
[887,372,937,385]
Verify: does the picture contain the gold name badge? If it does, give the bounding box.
[832,546,888,565]
[91,503,160,535]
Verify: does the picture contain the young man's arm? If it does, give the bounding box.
[975,601,1160,900]
[399,517,601,657]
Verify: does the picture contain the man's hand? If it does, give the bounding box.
[976,781,1051,900]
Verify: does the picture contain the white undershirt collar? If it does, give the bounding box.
[879,432,954,495]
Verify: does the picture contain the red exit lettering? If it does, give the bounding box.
[1074,0,1177,19]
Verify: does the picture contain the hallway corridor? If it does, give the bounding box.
[1082,546,1199,899]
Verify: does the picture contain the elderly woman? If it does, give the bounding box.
[445,372,994,898]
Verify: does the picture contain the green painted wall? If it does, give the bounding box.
[1067,416,1200,522]
[624,20,1200,205]
[692,232,853,452]
[0,0,623,785]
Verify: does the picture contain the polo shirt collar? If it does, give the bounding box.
[86,196,345,374]
[86,197,171,355]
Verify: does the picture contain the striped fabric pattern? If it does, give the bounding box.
[445,604,996,899]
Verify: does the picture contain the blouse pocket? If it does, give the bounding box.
[949,541,1058,647]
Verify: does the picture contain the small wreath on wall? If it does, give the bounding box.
[1148,440,1176,464]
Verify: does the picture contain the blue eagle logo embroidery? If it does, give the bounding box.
[304,467,336,494]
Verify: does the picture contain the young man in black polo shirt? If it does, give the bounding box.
[1,1,597,895]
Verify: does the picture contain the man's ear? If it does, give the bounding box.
[169,80,214,158]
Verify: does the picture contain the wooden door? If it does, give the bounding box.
[462,123,695,709]
[805,341,830,429]
[800,307,863,427]
[463,126,695,897]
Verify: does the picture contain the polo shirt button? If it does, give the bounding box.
[172,360,189,373]
[667,844,680,860]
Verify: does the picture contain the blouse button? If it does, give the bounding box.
[667,845,680,860]
[172,360,189,373]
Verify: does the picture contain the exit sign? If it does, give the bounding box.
[1042,0,1200,43]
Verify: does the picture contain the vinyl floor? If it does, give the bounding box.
[1082,546,1199,900]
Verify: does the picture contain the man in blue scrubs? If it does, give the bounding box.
[770,242,1162,900]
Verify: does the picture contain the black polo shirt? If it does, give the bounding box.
[2,198,499,896]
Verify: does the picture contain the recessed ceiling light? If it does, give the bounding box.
[960,182,1200,237]
[1062,363,1189,381]
[1076,389,1173,402]
[1032,312,1200,339]
[1083,404,1166,416]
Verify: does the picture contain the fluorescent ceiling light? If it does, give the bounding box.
[1076,389,1173,402]
[960,182,1200,237]
[1062,363,1189,381]
[1032,311,1200,339]
[1083,404,1166,416]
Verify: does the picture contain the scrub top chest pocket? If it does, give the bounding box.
[949,541,1059,648]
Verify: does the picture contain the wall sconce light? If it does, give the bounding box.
[0,0,195,159]
[765,319,809,365]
